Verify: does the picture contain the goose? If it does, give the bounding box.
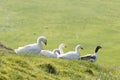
[40,49,60,58]
[14,36,47,54]
[58,43,67,54]
[57,45,83,60]
[80,46,102,62]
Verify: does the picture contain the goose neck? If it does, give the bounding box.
[95,47,100,53]
[53,50,59,55]
[75,47,80,54]
[94,53,98,58]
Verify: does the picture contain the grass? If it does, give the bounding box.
[0,0,120,80]
[0,53,119,80]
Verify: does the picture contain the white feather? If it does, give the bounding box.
[58,43,67,54]
[40,49,60,58]
[57,45,83,60]
[14,36,47,54]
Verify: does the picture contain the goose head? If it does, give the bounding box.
[95,46,102,53]
[37,36,47,45]
[75,45,84,51]
[75,45,83,54]
[59,43,67,49]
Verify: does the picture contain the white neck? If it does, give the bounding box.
[59,47,64,54]
[75,47,79,52]
[37,37,42,44]
[53,50,59,55]
[37,38,43,50]
[94,52,98,59]
[75,48,80,56]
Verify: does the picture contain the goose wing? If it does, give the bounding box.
[15,43,41,53]
[58,52,79,59]
[80,54,94,60]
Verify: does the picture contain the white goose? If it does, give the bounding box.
[80,46,102,62]
[40,49,60,58]
[58,43,67,54]
[14,36,47,54]
[57,45,83,60]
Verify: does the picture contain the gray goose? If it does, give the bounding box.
[80,46,102,62]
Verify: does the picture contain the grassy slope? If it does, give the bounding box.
[0,53,119,80]
[0,0,120,79]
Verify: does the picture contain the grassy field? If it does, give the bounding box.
[0,0,120,80]
[0,53,119,80]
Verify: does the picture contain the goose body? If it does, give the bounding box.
[57,45,83,60]
[14,36,47,54]
[40,49,60,58]
[80,46,102,62]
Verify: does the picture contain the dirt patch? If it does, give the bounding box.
[39,63,57,74]
[0,42,14,54]
[85,69,94,76]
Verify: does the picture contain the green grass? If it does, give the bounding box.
[0,0,120,80]
[0,53,119,80]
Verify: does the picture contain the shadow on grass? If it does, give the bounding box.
[38,63,57,74]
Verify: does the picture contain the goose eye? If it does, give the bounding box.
[44,42,47,45]
[81,47,84,50]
